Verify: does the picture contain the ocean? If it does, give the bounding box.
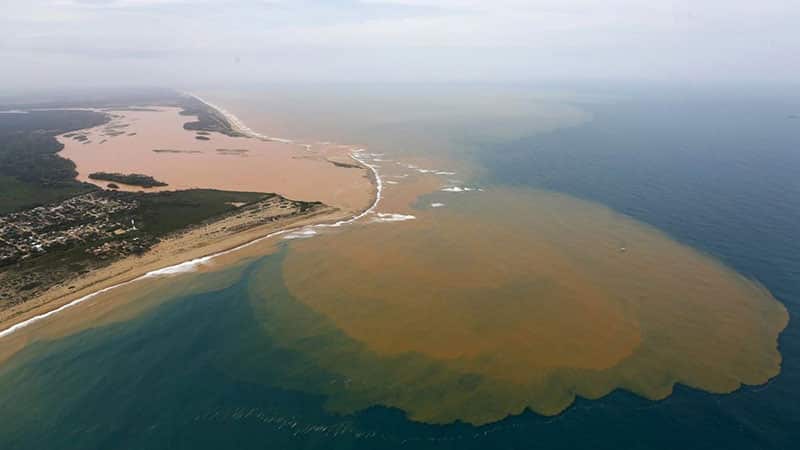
[1,83,798,449]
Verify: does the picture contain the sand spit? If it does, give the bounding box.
[0,97,383,340]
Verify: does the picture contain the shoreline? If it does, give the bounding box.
[0,96,383,339]
[185,92,384,228]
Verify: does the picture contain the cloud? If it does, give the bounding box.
[1,0,798,87]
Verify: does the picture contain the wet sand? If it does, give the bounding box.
[0,100,379,348]
[0,202,358,364]
[0,95,788,428]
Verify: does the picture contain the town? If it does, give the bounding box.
[0,185,322,310]
[0,192,147,267]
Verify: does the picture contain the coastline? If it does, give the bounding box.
[0,96,382,340]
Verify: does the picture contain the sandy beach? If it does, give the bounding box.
[0,202,363,362]
[0,97,380,343]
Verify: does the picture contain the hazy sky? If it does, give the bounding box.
[2,0,799,89]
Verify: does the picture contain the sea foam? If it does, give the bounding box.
[372,213,416,223]
[0,95,387,340]
[283,229,318,240]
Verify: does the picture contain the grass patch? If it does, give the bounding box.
[130,189,273,236]
[0,176,93,215]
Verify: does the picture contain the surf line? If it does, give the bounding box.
[0,97,384,339]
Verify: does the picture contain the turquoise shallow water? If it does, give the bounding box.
[1,85,799,449]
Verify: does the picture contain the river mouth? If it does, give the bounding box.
[0,86,794,447]
[265,186,787,424]
[57,106,374,215]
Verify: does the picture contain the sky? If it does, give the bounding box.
[2,0,799,89]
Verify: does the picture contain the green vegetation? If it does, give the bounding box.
[125,189,272,236]
[0,176,91,215]
[0,94,322,311]
[88,172,168,188]
[1,189,278,309]
[0,110,109,214]
[179,96,244,137]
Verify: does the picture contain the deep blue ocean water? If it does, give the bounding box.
[1,86,798,449]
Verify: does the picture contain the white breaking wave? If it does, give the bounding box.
[0,94,387,340]
[186,93,385,229]
[189,94,294,144]
[0,281,133,339]
[435,171,456,176]
[0,224,297,339]
[143,255,216,277]
[386,180,399,185]
[283,228,318,240]
[441,186,483,192]
[430,202,445,208]
[372,213,416,223]
[316,153,383,229]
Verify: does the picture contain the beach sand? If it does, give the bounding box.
[0,201,361,363]
[0,100,379,348]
